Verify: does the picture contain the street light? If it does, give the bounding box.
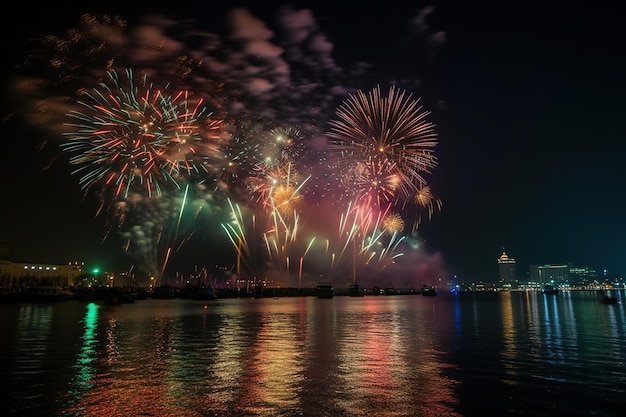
[93,268,100,286]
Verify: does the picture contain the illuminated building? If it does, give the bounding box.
[497,250,516,288]
[0,241,84,287]
[529,263,570,286]
[0,261,84,286]
[568,266,597,287]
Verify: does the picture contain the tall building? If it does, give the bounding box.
[497,250,516,288]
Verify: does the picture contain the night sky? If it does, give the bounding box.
[1,1,625,284]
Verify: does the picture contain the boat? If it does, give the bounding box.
[316,281,335,298]
[23,285,74,302]
[421,285,438,296]
[348,283,364,297]
[539,285,559,295]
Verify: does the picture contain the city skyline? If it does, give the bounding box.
[2,1,625,283]
[1,242,617,293]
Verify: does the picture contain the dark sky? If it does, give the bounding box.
[1,1,625,284]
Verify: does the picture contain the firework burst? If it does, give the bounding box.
[341,159,402,209]
[414,185,442,222]
[247,161,310,217]
[61,68,223,199]
[214,134,262,194]
[382,212,405,234]
[327,85,438,201]
[266,126,304,163]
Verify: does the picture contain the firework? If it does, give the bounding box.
[118,194,178,283]
[266,126,304,163]
[213,133,263,195]
[247,161,310,217]
[341,159,402,209]
[116,184,217,283]
[263,206,301,282]
[382,212,405,234]
[62,68,222,199]
[15,12,446,286]
[327,85,438,201]
[222,196,312,285]
[312,200,402,281]
[414,185,442,225]
[221,199,263,279]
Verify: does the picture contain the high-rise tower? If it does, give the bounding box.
[497,249,516,288]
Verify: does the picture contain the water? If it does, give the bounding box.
[1,290,624,417]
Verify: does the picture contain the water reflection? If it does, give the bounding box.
[499,292,516,378]
[237,304,306,414]
[335,298,460,416]
[14,304,54,378]
[2,292,624,417]
[71,302,99,392]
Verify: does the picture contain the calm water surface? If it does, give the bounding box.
[1,290,624,417]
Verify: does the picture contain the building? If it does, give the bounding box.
[497,250,516,288]
[529,263,571,287]
[0,261,85,287]
[569,266,597,287]
[0,241,85,287]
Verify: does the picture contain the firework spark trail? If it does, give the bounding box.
[322,201,407,280]
[221,198,260,279]
[270,174,311,218]
[263,205,301,283]
[257,159,310,281]
[298,237,316,287]
[322,201,373,280]
[170,184,189,240]
[364,229,406,270]
[336,201,371,261]
[154,183,191,280]
[222,192,313,286]
[357,210,389,255]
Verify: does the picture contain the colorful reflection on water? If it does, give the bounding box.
[1,290,624,416]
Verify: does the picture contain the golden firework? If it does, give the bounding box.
[382,212,405,233]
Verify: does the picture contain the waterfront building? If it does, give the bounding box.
[529,263,570,287]
[497,250,517,288]
[0,261,84,287]
[0,241,84,287]
[568,266,597,287]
